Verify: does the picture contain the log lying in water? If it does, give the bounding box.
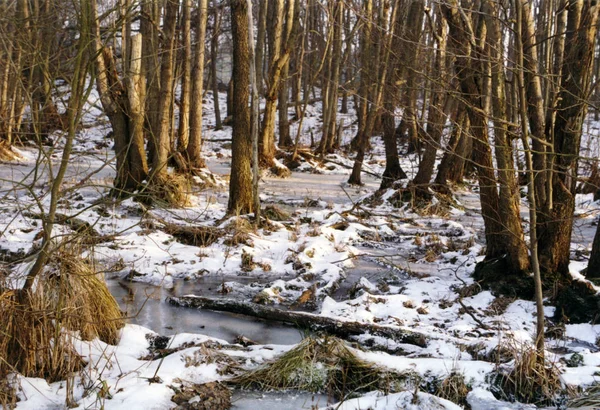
[167,295,428,348]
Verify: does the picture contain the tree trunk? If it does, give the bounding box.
[210,0,223,130]
[92,2,147,194]
[399,0,424,154]
[519,0,548,210]
[186,0,209,169]
[442,0,511,263]
[434,107,469,188]
[228,0,254,214]
[380,106,407,190]
[483,0,529,274]
[588,223,600,277]
[348,0,374,185]
[278,61,292,146]
[255,0,268,96]
[259,0,296,167]
[177,0,192,155]
[412,12,449,191]
[141,1,161,164]
[151,0,177,177]
[538,1,600,276]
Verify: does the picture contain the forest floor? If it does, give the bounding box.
[1,90,600,409]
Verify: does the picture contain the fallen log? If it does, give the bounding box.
[167,295,428,348]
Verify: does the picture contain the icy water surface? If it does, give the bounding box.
[108,279,304,345]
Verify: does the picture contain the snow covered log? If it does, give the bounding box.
[167,295,428,348]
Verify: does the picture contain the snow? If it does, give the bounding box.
[323,391,463,410]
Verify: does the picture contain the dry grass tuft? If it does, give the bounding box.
[262,205,290,221]
[436,371,470,407]
[569,383,600,408]
[241,250,256,272]
[140,172,190,207]
[232,336,405,400]
[0,244,124,383]
[0,375,18,409]
[492,345,563,405]
[0,141,19,162]
[269,163,292,178]
[224,217,254,246]
[163,224,221,247]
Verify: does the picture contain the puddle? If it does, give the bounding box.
[107,279,303,345]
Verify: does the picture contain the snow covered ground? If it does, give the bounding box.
[1,90,600,409]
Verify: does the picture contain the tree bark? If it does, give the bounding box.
[151,0,178,177]
[186,0,209,169]
[210,0,223,130]
[538,0,600,276]
[412,11,449,191]
[228,0,254,215]
[588,223,600,277]
[259,0,295,167]
[442,0,512,262]
[176,0,192,155]
[483,0,530,274]
[434,107,470,188]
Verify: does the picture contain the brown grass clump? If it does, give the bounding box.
[269,163,292,178]
[164,223,221,247]
[224,217,254,246]
[569,383,600,408]
[0,141,18,162]
[46,254,124,344]
[141,172,190,207]
[0,246,124,382]
[232,336,405,400]
[241,250,256,272]
[492,346,562,405]
[263,205,290,221]
[436,371,470,407]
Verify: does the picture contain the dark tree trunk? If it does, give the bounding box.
[442,0,519,266]
[588,223,600,277]
[186,0,208,169]
[412,12,449,191]
[210,0,223,130]
[380,107,407,190]
[435,106,470,188]
[228,0,254,214]
[538,1,600,276]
